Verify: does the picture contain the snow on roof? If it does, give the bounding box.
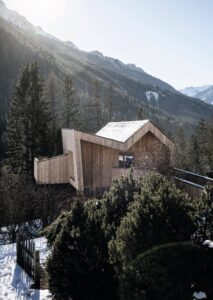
[96,120,149,142]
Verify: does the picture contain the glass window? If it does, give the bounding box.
[119,154,134,168]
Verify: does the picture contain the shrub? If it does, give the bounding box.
[46,200,118,300]
[119,242,213,300]
[100,169,140,240]
[109,173,198,272]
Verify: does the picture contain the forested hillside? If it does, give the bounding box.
[1,0,213,158]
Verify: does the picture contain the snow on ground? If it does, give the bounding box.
[0,237,52,300]
[193,291,207,299]
[203,240,213,248]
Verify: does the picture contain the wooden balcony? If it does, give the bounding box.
[34,152,74,184]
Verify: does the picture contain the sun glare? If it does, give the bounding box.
[5,0,68,27]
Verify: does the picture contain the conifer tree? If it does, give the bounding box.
[107,83,117,122]
[89,80,102,131]
[6,64,30,174]
[26,62,49,172]
[43,73,59,154]
[188,119,210,174]
[188,134,200,172]
[174,127,188,169]
[207,116,213,175]
[137,106,144,120]
[6,62,49,177]
[63,75,84,130]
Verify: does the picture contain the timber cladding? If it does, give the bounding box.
[34,152,74,184]
[129,131,170,170]
[81,132,171,190]
[81,141,118,189]
[34,120,174,192]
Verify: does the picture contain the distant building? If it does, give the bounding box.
[34,120,174,192]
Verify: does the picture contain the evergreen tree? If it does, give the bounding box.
[207,116,213,175]
[101,170,139,240]
[174,127,188,169]
[188,119,210,174]
[6,64,30,174]
[26,62,49,173]
[43,73,60,155]
[89,80,102,131]
[45,200,118,300]
[63,75,84,130]
[188,134,200,172]
[137,106,144,120]
[195,185,213,243]
[119,242,213,300]
[107,83,117,122]
[109,173,197,273]
[6,62,49,177]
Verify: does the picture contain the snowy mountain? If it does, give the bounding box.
[0,0,39,34]
[180,85,213,105]
[196,86,213,105]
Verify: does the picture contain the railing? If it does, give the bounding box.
[172,168,213,198]
[16,233,40,289]
[174,168,213,187]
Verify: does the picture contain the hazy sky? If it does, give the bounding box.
[4,0,213,89]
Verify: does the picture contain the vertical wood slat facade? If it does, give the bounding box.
[34,120,174,191]
[81,141,118,189]
[34,152,74,184]
[81,132,171,190]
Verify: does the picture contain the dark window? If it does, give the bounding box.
[119,154,134,168]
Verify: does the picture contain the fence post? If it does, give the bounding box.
[16,233,20,264]
[34,250,40,289]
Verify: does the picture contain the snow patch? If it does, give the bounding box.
[146,91,159,107]
[0,237,51,300]
[203,240,213,248]
[193,291,207,299]
[180,85,211,97]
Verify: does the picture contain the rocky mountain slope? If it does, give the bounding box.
[0,0,213,154]
[180,85,213,105]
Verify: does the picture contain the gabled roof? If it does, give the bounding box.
[61,120,174,191]
[96,120,149,142]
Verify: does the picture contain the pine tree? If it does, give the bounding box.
[89,80,102,131]
[107,83,117,122]
[6,64,30,174]
[137,106,144,120]
[207,116,213,175]
[63,75,84,130]
[43,73,59,155]
[26,62,49,173]
[6,62,50,177]
[188,134,200,172]
[189,119,210,174]
[174,127,188,169]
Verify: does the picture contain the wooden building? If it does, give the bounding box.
[34,120,174,192]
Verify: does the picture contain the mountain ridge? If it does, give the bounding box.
[0,0,213,155]
[0,0,176,91]
[180,85,213,105]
